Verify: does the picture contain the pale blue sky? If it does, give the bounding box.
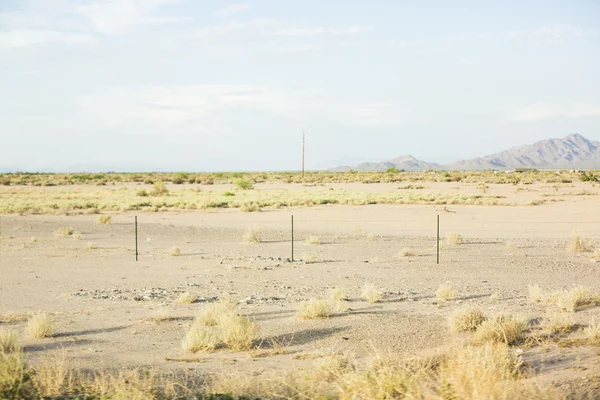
[1,0,599,171]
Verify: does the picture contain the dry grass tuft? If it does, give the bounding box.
[541,313,575,335]
[169,247,181,256]
[175,292,197,304]
[593,249,600,259]
[451,308,487,333]
[475,315,529,346]
[366,232,377,241]
[584,318,600,345]
[361,283,383,303]
[97,215,112,225]
[26,313,54,339]
[303,254,318,264]
[446,232,464,245]
[220,313,258,351]
[556,286,596,312]
[329,287,347,302]
[243,228,261,243]
[305,236,322,245]
[398,248,416,257]
[436,283,457,300]
[0,330,20,353]
[506,240,516,248]
[240,202,261,212]
[196,297,238,326]
[297,299,335,320]
[182,322,219,353]
[568,230,592,252]
[57,227,74,236]
[86,242,95,249]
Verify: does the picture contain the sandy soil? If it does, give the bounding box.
[1,181,600,392]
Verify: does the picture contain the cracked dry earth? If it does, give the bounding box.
[1,200,600,392]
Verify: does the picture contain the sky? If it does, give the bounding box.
[1,0,599,172]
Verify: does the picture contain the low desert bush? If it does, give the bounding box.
[366,232,377,241]
[26,313,54,339]
[243,228,261,243]
[297,299,335,320]
[451,308,486,333]
[150,181,169,196]
[0,330,20,353]
[97,215,111,225]
[182,322,219,353]
[197,297,238,326]
[436,283,457,300]
[169,247,181,257]
[135,189,149,197]
[305,236,322,245]
[240,202,261,212]
[361,283,383,303]
[175,292,197,304]
[446,232,464,245]
[475,315,529,346]
[541,313,575,335]
[234,179,253,190]
[568,230,592,252]
[220,313,258,351]
[556,286,597,312]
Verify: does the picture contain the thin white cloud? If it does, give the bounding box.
[75,0,186,35]
[215,4,253,18]
[275,25,372,37]
[512,102,600,122]
[0,29,94,48]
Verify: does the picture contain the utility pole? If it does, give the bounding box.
[302,131,305,180]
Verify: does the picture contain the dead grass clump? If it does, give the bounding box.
[593,249,600,259]
[398,248,416,257]
[182,322,219,353]
[26,313,54,339]
[366,232,377,241]
[197,297,238,326]
[440,342,525,399]
[303,254,318,264]
[243,228,261,243]
[0,351,28,398]
[175,292,197,304]
[297,299,334,320]
[436,283,457,300]
[86,242,95,249]
[451,308,486,333]
[584,318,600,345]
[329,287,347,302]
[360,283,383,303]
[0,330,20,353]
[234,178,253,190]
[446,232,464,245]
[97,215,112,225]
[57,227,74,236]
[240,202,261,212]
[475,315,529,346]
[305,236,322,245]
[506,240,516,248]
[169,247,181,257]
[220,313,258,351]
[528,284,560,304]
[568,230,592,252]
[556,286,597,312]
[541,313,575,335]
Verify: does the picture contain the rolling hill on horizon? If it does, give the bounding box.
[331,133,600,172]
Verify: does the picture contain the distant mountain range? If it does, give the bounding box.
[331,134,600,171]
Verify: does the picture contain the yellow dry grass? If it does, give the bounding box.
[0,330,20,353]
[360,283,383,303]
[297,299,335,320]
[436,283,457,300]
[26,313,54,339]
[450,308,487,333]
[474,315,529,346]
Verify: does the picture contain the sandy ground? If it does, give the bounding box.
[1,181,600,392]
